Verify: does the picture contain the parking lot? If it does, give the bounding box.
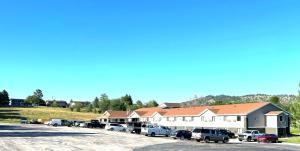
[0,124,300,151]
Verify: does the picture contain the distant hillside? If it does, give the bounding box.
[181,94,297,107]
[0,107,100,124]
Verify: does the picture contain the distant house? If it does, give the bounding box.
[46,100,68,108]
[10,99,33,107]
[10,99,25,107]
[69,101,91,107]
[159,102,181,109]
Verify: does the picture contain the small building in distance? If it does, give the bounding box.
[10,98,25,107]
[46,100,68,108]
[159,102,181,109]
[69,101,91,107]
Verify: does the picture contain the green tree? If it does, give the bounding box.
[110,99,126,111]
[92,97,100,108]
[99,93,110,113]
[136,100,144,108]
[25,95,40,105]
[25,89,45,106]
[0,90,10,106]
[288,83,300,128]
[87,104,93,112]
[34,89,43,99]
[121,94,133,106]
[269,96,280,105]
[146,100,158,107]
[74,102,82,112]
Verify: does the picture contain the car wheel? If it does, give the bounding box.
[214,141,218,143]
[110,128,114,131]
[238,139,243,142]
[180,136,185,140]
[53,123,58,127]
[223,138,229,143]
[204,137,210,143]
[247,137,252,142]
[151,132,155,137]
[196,139,200,142]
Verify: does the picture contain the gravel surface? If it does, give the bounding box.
[0,124,299,151]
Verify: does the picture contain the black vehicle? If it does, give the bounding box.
[88,120,106,128]
[171,130,192,140]
[218,129,235,138]
[127,122,142,134]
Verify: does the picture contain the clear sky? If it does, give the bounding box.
[0,0,299,103]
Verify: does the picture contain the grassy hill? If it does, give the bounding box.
[0,107,100,124]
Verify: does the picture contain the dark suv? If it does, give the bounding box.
[87,120,106,128]
[171,130,192,140]
[192,128,229,143]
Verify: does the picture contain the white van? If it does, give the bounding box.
[48,119,70,126]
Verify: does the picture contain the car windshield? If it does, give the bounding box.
[244,130,252,133]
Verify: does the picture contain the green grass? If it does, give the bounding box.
[279,127,300,144]
[291,127,300,135]
[280,136,300,144]
[0,107,101,124]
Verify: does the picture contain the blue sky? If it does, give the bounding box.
[0,0,299,103]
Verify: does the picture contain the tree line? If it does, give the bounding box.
[0,90,10,106]
[69,93,159,113]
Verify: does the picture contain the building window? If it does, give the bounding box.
[182,117,185,121]
[237,116,241,121]
[201,116,204,121]
[146,117,149,121]
[280,116,283,121]
[212,116,215,122]
[191,117,194,121]
[174,117,177,121]
[167,117,169,121]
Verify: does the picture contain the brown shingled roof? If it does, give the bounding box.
[106,111,132,118]
[134,102,270,117]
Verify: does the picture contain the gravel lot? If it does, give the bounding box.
[0,124,299,151]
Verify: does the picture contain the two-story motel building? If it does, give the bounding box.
[127,102,290,137]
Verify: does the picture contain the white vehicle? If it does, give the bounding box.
[48,119,70,126]
[141,124,171,137]
[105,123,126,131]
[238,130,262,142]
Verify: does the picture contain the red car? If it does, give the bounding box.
[257,134,278,143]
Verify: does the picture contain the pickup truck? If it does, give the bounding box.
[141,124,171,137]
[238,130,262,142]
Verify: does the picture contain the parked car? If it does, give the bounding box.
[105,123,126,131]
[238,130,262,142]
[79,122,88,128]
[171,130,192,140]
[141,124,171,137]
[191,128,229,143]
[218,129,236,138]
[257,134,278,143]
[74,121,85,127]
[20,117,28,124]
[48,119,70,126]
